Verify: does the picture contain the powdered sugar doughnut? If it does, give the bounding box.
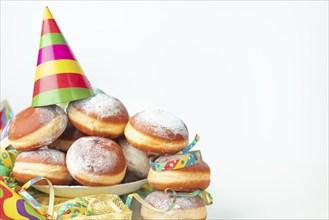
[49,120,86,152]
[13,149,73,185]
[148,153,211,191]
[117,137,149,179]
[141,191,207,220]
[67,93,129,139]
[66,136,126,186]
[8,106,68,152]
[124,110,189,154]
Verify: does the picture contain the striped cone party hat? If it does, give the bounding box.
[32,7,94,107]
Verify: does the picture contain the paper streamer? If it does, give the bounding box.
[148,134,202,172]
[176,134,200,155]
[150,150,202,172]
[0,141,19,189]
[1,120,11,141]
[177,190,213,206]
[54,194,131,220]
[0,176,47,220]
[126,188,177,213]
[0,100,14,132]
[18,176,55,218]
[56,197,94,219]
[94,88,106,94]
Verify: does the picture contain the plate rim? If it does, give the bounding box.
[32,178,148,189]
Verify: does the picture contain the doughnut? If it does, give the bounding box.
[141,191,207,220]
[67,93,129,139]
[8,105,68,152]
[49,120,86,152]
[13,149,73,185]
[124,110,189,154]
[117,137,150,179]
[66,136,126,186]
[147,153,211,191]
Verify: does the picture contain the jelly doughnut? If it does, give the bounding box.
[13,149,73,185]
[67,93,129,139]
[66,136,126,186]
[124,110,189,154]
[8,105,67,152]
[147,153,211,191]
[117,137,150,179]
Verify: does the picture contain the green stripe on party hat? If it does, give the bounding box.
[32,7,94,107]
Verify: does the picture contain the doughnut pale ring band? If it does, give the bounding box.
[13,149,73,185]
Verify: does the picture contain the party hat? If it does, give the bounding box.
[32,7,94,107]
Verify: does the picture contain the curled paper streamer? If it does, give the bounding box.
[0,138,19,189]
[126,188,177,212]
[150,150,203,172]
[18,176,55,218]
[94,88,106,94]
[177,190,213,206]
[1,120,11,141]
[148,134,202,172]
[0,176,47,220]
[199,190,214,206]
[56,197,95,219]
[176,134,200,155]
[135,183,156,198]
[54,194,131,220]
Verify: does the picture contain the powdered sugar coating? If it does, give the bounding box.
[117,137,149,178]
[40,107,68,146]
[66,137,126,177]
[69,93,128,120]
[131,110,188,140]
[16,149,66,165]
[145,191,205,211]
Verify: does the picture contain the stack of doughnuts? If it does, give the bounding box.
[9,93,142,186]
[124,109,211,220]
[7,91,211,219]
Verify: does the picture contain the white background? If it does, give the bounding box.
[1,1,328,219]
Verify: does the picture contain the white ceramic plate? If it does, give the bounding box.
[32,179,148,198]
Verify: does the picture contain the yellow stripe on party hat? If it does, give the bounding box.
[43,6,54,20]
[32,7,94,107]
